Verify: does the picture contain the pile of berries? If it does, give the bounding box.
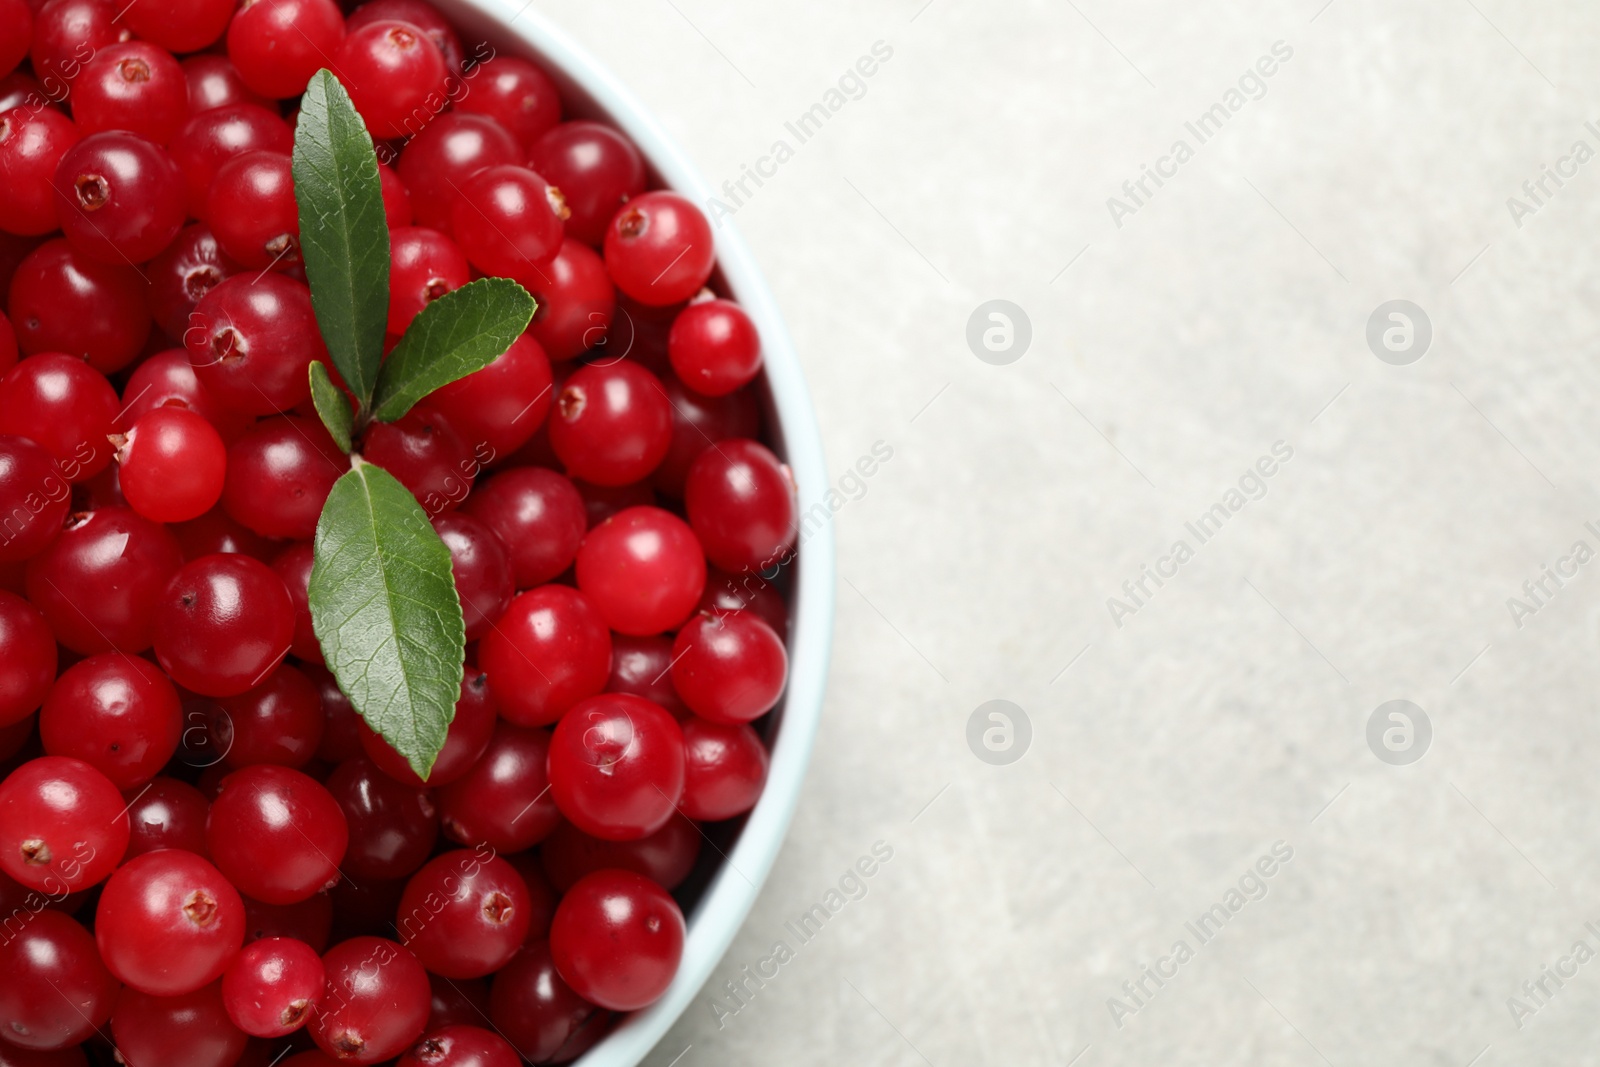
[0,0,801,1063]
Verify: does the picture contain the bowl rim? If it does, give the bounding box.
[419,3,836,1062]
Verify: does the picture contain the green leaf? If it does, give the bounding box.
[309,460,464,780]
[293,69,389,411]
[308,362,353,453]
[370,277,536,423]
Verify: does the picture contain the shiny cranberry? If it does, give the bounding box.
[680,716,767,821]
[324,756,438,881]
[529,122,646,247]
[487,942,604,1065]
[39,654,180,788]
[667,299,761,397]
[0,105,80,236]
[311,937,431,1064]
[699,565,787,638]
[243,891,333,952]
[0,436,69,563]
[574,477,655,528]
[398,850,529,979]
[208,765,348,904]
[24,506,183,653]
[606,633,688,718]
[539,813,700,893]
[125,776,210,859]
[71,42,188,144]
[0,591,54,725]
[436,722,560,852]
[224,416,346,541]
[0,71,43,116]
[547,694,684,841]
[358,667,494,788]
[548,361,671,487]
[154,553,294,697]
[451,165,565,279]
[684,438,797,572]
[270,542,319,662]
[307,664,363,763]
[170,505,279,562]
[454,56,559,146]
[122,0,234,53]
[574,506,706,635]
[115,407,227,523]
[430,514,512,641]
[361,406,473,515]
[29,0,129,93]
[396,113,520,231]
[478,585,610,726]
[227,0,346,100]
[462,467,585,588]
[604,192,715,307]
[6,238,150,372]
[347,0,463,71]
[430,337,551,462]
[51,131,185,266]
[0,755,129,892]
[218,664,324,769]
[426,974,490,1031]
[171,104,292,218]
[332,20,448,139]
[503,852,557,945]
[0,0,29,80]
[182,54,271,113]
[146,227,244,342]
[110,982,248,1067]
[187,273,327,415]
[523,239,614,362]
[379,161,412,227]
[0,352,119,482]
[207,150,299,269]
[549,869,684,1011]
[671,610,787,724]
[96,848,245,996]
[222,936,325,1037]
[397,1024,519,1067]
[0,910,117,1049]
[387,226,471,334]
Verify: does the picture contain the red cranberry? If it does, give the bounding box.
[0,352,120,481]
[222,936,325,1037]
[547,693,685,841]
[604,192,716,307]
[427,334,552,460]
[124,776,210,859]
[699,565,787,638]
[311,937,431,1064]
[451,165,566,279]
[462,467,585,588]
[680,716,768,821]
[396,112,520,231]
[324,756,438,881]
[0,910,117,1049]
[454,56,560,147]
[0,0,29,81]
[24,506,184,654]
[222,416,346,540]
[548,360,672,487]
[503,852,558,944]
[397,1024,519,1067]
[227,0,346,101]
[346,0,463,71]
[217,663,324,769]
[0,105,81,236]
[154,553,294,697]
[361,406,474,516]
[29,0,129,95]
[478,585,610,726]
[0,755,130,892]
[170,104,292,219]
[39,654,181,788]
[181,54,271,113]
[358,667,494,788]
[207,765,348,904]
[145,226,244,342]
[574,506,706,635]
[6,238,150,372]
[606,633,688,718]
[243,892,333,952]
[207,150,299,269]
[0,590,54,724]
[110,982,248,1067]
[308,664,363,763]
[51,131,185,266]
[387,226,470,334]
[332,20,449,140]
[71,42,188,145]
[398,850,530,978]
[430,514,512,641]
[270,542,319,662]
[521,238,614,362]
[487,942,604,1064]
[95,848,245,996]
[573,477,655,529]
[529,122,646,247]
[170,505,279,563]
[684,438,797,572]
[671,610,787,724]
[0,72,43,116]
[0,435,69,563]
[115,407,227,523]
[435,722,560,852]
[122,0,234,54]
[549,869,684,1010]
[668,298,761,396]
[539,813,700,893]
[379,161,412,227]
[186,273,327,415]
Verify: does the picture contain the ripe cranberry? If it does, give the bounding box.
[548,361,672,487]
[0,755,129,892]
[347,0,463,71]
[606,633,688,718]
[529,122,646,247]
[522,239,614,362]
[539,813,700,893]
[503,852,558,944]
[668,299,761,397]
[311,937,431,1064]
[0,436,69,563]
[574,477,655,528]
[29,0,129,93]
[0,106,80,236]
[71,42,188,144]
[187,273,327,415]
[227,0,346,101]
[325,756,437,881]
[547,694,685,841]
[208,765,348,904]
[398,851,529,978]
[170,505,278,562]
[270,542,320,662]
[146,227,243,342]
[0,0,29,80]
[222,936,325,1037]
[110,982,248,1067]
[243,892,333,952]
[396,113,520,231]
[95,849,245,996]
[454,56,560,146]
[0,72,43,116]
[306,664,363,763]
[0,352,119,481]
[115,408,227,523]
[51,131,185,266]
[680,716,767,821]
[0,591,53,725]
[154,553,294,697]
[478,585,610,726]
[207,150,299,270]
[332,20,448,140]
[0,911,117,1049]
[361,406,473,515]
[170,105,292,218]
[359,667,494,788]
[426,974,489,1031]
[0,714,30,765]
[125,776,210,859]
[387,226,470,334]
[397,1024,519,1067]
[39,654,181,788]
[574,506,706,635]
[428,335,552,461]
[25,506,184,653]
[699,565,787,639]
[7,238,150,372]
[223,416,346,541]
[549,869,684,1011]
[451,165,565,279]
[379,161,413,227]
[218,664,324,769]
[604,192,716,307]
[122,0,234,53]
[671,611,787,724]
[462,467,585,588]
[436,722,560,852]
[684,438,797,572]
[182,55,271,113]
[487,942,604,1064]
[431,514,512,641]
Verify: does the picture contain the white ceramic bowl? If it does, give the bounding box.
[423,3,834,1062]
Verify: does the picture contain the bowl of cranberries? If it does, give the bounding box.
[0,0,833,1062]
